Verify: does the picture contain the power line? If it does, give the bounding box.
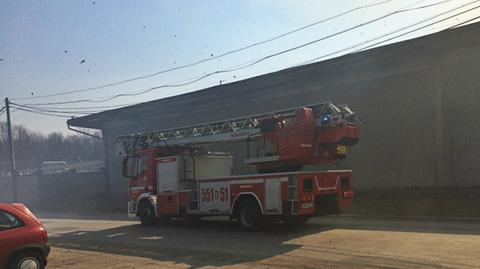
[11,102,138,115]
[23,0,456,106]
[24,59,267,105]
[353,6,480,52]
[299,1,480,65]
[10,102,148,121]
[155,2,480,105]
[12,106,75,118]
[11,0,396,101]
[9,11,480,120]
[22,59,257,107]
[13,102,138,111]
[10,103,101,115]
[22,58,271,106]
[448,11,480,28]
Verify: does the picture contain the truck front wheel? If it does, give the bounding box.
[237,199,262,231]
[139,203,156,226]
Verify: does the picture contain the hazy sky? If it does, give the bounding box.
[1,0,479,135]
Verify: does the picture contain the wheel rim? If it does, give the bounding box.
[18,257,39,269]
[146,207,152,218]
[142,206,153,221]
[241,207,255,226]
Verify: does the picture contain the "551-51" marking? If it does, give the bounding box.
[201,187,228,202]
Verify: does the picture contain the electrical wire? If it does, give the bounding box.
[11,9,480,120]
[23,0,458,106]
[23,58,268,106]
[353,6,480,52]
[298,1,480,65]
[10,102,139,115]
[11,0,397,101]
[10,103,103,115]
[120,2,480,107]
[449,12,480,28]
[15,102,139,110]
[0,107,6,117]
[12,106,75,118]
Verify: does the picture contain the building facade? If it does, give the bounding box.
[69,23,480,195]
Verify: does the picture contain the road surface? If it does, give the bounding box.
[41,215,480,268]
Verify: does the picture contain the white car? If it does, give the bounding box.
[37,161,76,175]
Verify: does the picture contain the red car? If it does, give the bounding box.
[0,203,49,269]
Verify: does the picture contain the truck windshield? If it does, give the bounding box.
[137,154,148,175]
[123,154,148,178]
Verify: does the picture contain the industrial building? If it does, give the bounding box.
[68,22,480,195]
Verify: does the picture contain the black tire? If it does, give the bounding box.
[237,199,263,231]
[8,250,45,269]
[139,202,156,226]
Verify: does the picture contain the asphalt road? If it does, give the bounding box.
[40,215,480,268]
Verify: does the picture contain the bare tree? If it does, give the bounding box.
[0,122,104,172]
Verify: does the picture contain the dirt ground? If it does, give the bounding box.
[42,215,480,269]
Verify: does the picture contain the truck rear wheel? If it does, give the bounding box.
[237,199,262,231]
[139,203,156,226]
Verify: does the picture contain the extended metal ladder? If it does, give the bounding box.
[116,101,347,156]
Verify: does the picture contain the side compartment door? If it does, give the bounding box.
[198,181,230,214]
[264,178,282,214]
[156,157,178,214]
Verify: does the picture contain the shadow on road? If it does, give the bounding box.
[46,215,480,268]
[48,219,324,268]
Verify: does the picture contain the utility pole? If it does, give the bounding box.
[5,97,17,202]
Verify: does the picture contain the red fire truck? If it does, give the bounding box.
[117,102,360,231]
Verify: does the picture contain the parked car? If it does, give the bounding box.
[0,203,49,269]
[36,161,76,175]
